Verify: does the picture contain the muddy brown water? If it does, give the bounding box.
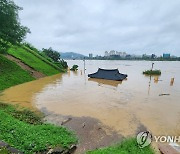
[0,60,180,152]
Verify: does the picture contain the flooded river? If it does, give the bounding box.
[0,60,180,139]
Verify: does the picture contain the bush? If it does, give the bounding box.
[70,65,78,71]
[54,60,68,69]
[22,42,40,54]
[42,47,60,62]
[59,59,68,69]
[143,70,161,75]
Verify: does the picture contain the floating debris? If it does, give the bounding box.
[159,94,170,96]
[61,118,72,125]
[82,122,86,128]
[170,78,175,86]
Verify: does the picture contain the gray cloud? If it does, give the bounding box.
[15,0,180,56]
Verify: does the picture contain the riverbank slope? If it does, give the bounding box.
[0,44,64,91]
[0,44,78,153]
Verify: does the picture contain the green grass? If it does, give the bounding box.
[0,55,34,91]
[87,138,154,154]
[8,46,60,76]
[0,147,9,154]
[0,102,43,125]
[22,46,65,71]
[0,103,77,153]
[143,70,161,75]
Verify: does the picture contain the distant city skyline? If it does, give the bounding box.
[89,50,174,58]
[15,0,180,56]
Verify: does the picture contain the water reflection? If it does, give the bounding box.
[88,78,122,87]
[72,70,78,76]
[154,76,159,84]
[144,74,161,95]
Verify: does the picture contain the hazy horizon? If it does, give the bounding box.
[15,0,180,56]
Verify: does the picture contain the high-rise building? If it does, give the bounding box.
[109,50,116,56]
[104,51,109,57]
[104,51,127,57]
[163,53,170,58]
[89,53,93,58]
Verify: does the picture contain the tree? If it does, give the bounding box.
[42,47,61,62]
[59,59,68,69]
[0,0,30,53]
[70,65,78,71]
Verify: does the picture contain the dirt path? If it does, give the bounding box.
[41,108,123,154]
[64,117,123,154]
[40,107,152,154]
[5,54,45,79]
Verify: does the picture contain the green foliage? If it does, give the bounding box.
[8,46,60,76]
[143,70,161,75]
[87,138,154,154]
[0,102,43,125]
[70,65,78,71]
[22,45,65,71]
[39,52,54,63]
[26,45,68,70]
[42,47,60,62]
[55,59,68,69]
[0,39,9,54]
[0,0,30,52]
[0,109,77,153]
[60,60,68,69]
[0,55,34,91]
[22,42,40,54]
[0,147,9,154]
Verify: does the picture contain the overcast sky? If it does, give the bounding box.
[15,0,180,56]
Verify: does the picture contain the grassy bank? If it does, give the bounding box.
[87,138,154,154]
[8,46,60,76]
[0,55,34,91]
[22,45,65,71]
[0,102,77,153]
[0,46,77,153]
